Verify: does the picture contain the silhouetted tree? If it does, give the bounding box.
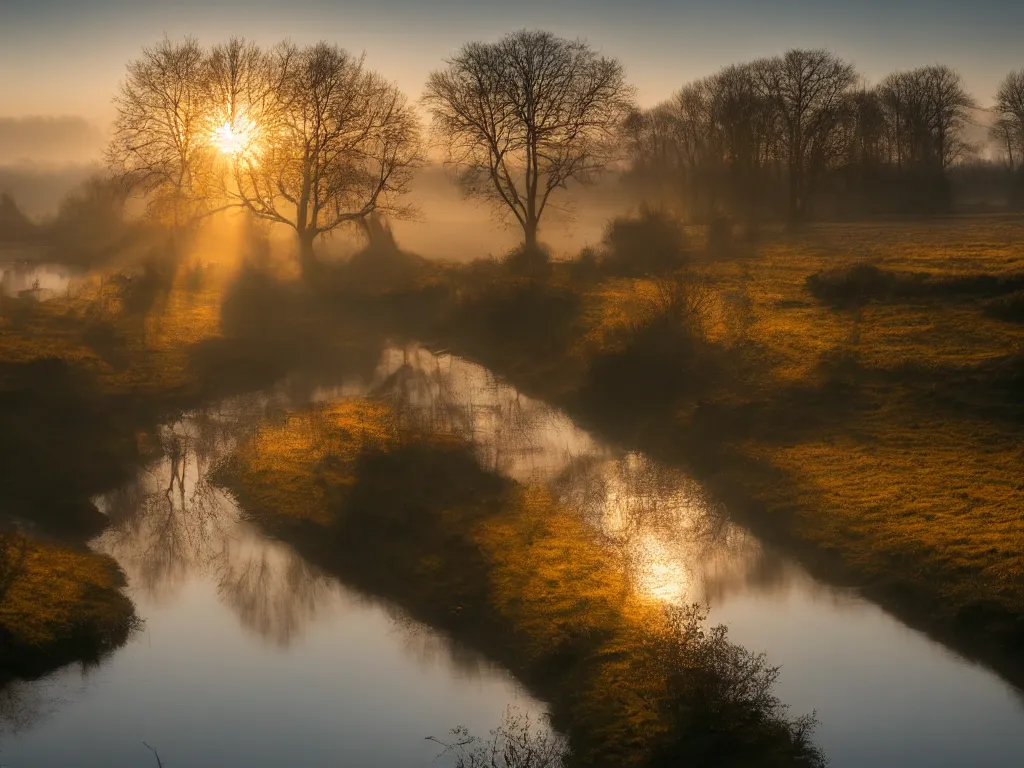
[424,30,634,262]
[108,37,213,229]
[990,117,1020,170]
[223,42,421,274]
[994,71,1024,180]
[752,49,857,224]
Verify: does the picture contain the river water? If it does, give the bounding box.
[2,344,1024,767]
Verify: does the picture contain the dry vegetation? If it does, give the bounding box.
[0,532,137,682]
[436,213,1024,670]
[214,399,823,767]
[0,251,254,682]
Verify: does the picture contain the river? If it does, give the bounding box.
[2,343,1024,767]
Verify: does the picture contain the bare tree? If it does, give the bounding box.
[878,66,976,171]
[990,117,1021,171]
[753,49,857,223]
[423,30,634,260]
[108,37,213,229]
[994,71,1024,171]
[224,42,421,273]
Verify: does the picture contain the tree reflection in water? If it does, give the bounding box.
[0,671,91,742]
[371,344,809,608]
[86,343,813,658]
[93,389,343,647]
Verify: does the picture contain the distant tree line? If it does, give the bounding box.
[625,52,1024,224]
[6,33,1023,263]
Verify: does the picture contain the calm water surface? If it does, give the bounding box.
[2,343,1024,767]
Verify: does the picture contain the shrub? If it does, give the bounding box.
[808,263,1024,308]
[602,207,688,277]
[506,243,553,279]
[806,263,899,307]
[567,246,603,283]
[984,290,1024,323]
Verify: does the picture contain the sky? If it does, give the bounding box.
[2,0,1023,156]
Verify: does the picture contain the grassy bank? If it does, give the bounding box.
[214,399,824,767]
[407,214,1024,682]
[0,255,296,682]
[0,533,138,683]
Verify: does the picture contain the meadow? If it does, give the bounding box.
[428,213,1024,679]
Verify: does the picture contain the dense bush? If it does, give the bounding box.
[984,290,1024,323]
[602,207,689,276]
[807,263,1024,308]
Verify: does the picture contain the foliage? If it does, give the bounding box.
[601,207,689,276]
[807,262,1024,308]
[430,708,567,768]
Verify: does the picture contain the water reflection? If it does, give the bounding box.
[370,344,806,607]
[7,342,1024,768]
[0,262,76,300]
[94,391,345,647]
[371,346,595,483]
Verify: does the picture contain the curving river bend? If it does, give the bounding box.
[1,343,1023,767]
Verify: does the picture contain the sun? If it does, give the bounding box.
[211,119,254,157]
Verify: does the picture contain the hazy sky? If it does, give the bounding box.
[2,0,1023,130]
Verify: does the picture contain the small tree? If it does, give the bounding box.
[424,30,634,262]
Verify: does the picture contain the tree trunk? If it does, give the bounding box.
[524,217,539,253]
[298,227,318,279]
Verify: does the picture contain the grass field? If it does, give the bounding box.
[695,217,1024,658]
[433,213,1024,674]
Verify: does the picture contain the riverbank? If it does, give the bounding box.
[0,533,137,684]
[213,398,824,767]
[404,214,1024,685]
[0,257,287,682]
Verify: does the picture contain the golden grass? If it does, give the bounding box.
[218,398,817,766]
[222,400,396,526]
[557,215,1024,649]
[0,534,136,667]
[438,214,1024,662]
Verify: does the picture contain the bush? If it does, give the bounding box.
[583,270,718,410]
[506,243,553,279]
[602,207,688,276]
[567,246,603,283]
[454,276,579,351]
[806,263,900,308]
[808,263,1024,308]
[47,175,141,267]
[430,707,567,768]
[984,290,1024,323]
